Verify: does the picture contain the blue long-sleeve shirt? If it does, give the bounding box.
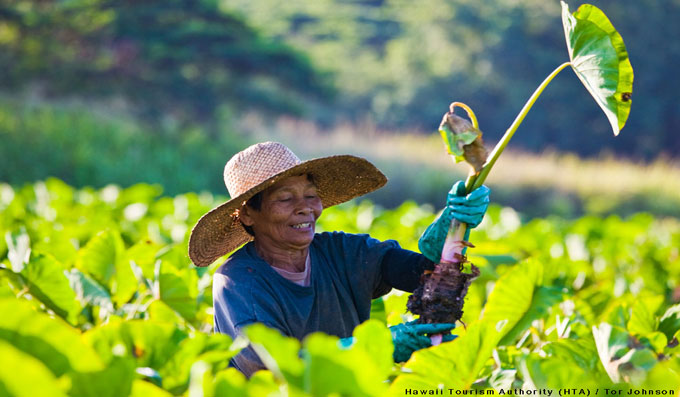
[212,231,433,376]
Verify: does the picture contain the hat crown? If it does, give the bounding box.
[224,142,302,198]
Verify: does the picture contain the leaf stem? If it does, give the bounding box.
[470,61,572,191]
[449,102,480,130]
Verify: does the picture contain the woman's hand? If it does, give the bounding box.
[390,321,456,362]
[418,181,490,263]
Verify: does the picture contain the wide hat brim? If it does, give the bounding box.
[188,155,387,267]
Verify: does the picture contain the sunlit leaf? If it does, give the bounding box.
[159,265,198,321]
[0,339,69,397]
[369,297,387,325]
[68,356,136,397]
[158,332,236,395]
[562,1,633,135]
[350,319,393,377]
[244,323,303,386]
[0,298,104,376]
[520,352,603,389]
[303,332,388,397]
[130,379,174,397]
[66,268,114,318]
[627,295,664,336]
[83,319,187,369]
[21,252,80,324]
[390,321,501,392]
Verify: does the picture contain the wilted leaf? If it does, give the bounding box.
[562,1,634,135]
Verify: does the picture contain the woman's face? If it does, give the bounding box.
[240,175,323,252]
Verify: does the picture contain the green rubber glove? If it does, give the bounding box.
[390,321,456,362]
[338,321,457,363]
[418,181,490,263]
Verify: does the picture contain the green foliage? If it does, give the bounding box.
[562,1,633,135]
[2,179,680,395]
[0,0,331,127]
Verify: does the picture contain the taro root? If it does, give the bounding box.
[408,261,480,324]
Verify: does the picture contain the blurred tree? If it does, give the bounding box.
[221,0,680,160]
[0,0,333,133]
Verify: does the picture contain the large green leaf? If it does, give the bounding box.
[303,332,389,397]
[389,320,501,392]
[83,319,187,369]
[481,259,560,345]
[562,1,633,135]
[158,265,198,321]
[0,339,69,397]
[244,323,304,386]
[0,298,104,377]
[21,252,80,324]
[75,230,137,306]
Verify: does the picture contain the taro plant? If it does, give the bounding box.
[409,1,634,325]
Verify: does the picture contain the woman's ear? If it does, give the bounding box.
[239,205,255,227]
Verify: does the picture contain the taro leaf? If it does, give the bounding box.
[659,304,680,341]
[480,259,561,345]
[244,323,303,386]
[0,298,104,377]
[213,368,248,397]
[544,337,601,372]
[158,265,198,321]
[350,319,393,377]
[562,1,634,135]
[76,230,137,306]
[158,332,236,395]
[5,230,30,273]
[369,297,387,325]
[627,295,664,336]
[303,331,389,397]
[83,319,187,370]
[68,356,136,397]
[66,268,114,317]
[389,320,501,392]
[0,339,69,397]
[130,379,174,397]
[21,252,80,325]
[592,322,631,383]
[520,352,603,389]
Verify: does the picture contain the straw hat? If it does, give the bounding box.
[188,141,387,267]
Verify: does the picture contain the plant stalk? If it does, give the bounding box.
[442,61,572,265]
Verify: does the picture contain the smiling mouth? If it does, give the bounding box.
[291,222,312,229]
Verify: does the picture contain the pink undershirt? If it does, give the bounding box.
[271,254,311,286]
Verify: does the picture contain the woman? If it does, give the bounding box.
[189,142,489,377]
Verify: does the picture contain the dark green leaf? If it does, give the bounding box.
[562,1,634,135]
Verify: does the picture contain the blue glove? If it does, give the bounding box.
[338,321,456,362]
[419,181,490,263]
